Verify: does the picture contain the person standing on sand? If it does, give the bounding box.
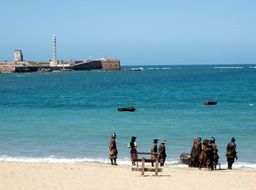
[206,138,213,170]
[210,137,219,170]
[189,137,197,167]
[151,139,159,166]
[194,137,202,167]
[199,139,208,169]
[226,137,237,169]
[189,137,202,167]
[109,133,118,165]
[128,136,138,165]
[158,141,167,166]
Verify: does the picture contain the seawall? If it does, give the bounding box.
[0,59,121,73]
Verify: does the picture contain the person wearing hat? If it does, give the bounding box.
[210,137,219,170]
[158,141,167,166]
[226,137,237,169]
[199,139,209,169]
[128,136,138,165]
[109,133,118,165]
[194,137,202,167]
[151,139,159,166]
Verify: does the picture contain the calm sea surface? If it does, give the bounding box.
[0,65,256,168]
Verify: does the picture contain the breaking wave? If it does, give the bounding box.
[1,156,255,169]
[213,66,244,69]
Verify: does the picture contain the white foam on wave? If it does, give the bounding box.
[228,162,256,169]
[162,67,171,70]
[164,160,188,168]
[145,67,172,70]
[130,67,144,71]
[0,155,109,164]
[0,155,135,166]
[213,66,244,69]
[1,156,256,169]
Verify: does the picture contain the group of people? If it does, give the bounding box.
[109,133,167,166]
[189,136,237,170]
[150,139,167,167]
[109,133,238,170]
[189,137,219,170]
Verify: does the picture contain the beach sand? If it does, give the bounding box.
[0,161,255,190]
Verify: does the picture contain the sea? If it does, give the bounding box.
[0,64,256,169]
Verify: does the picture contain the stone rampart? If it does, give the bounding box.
[0,65,16,73]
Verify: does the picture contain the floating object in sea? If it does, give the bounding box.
[204,100,217,105]
[117,106,136,112]
[130,67,143,71]
[180,153,191,165]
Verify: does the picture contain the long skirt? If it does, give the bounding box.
[130,149,138,160]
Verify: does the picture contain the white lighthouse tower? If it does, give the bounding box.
[50,34,58,66]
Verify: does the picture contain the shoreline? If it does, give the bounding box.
[0,156,256,170]
[0,161,255,190]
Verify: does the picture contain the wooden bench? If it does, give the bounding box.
[131,152,163,176]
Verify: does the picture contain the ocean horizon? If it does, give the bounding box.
[0,64,256,169]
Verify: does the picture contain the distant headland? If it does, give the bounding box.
[0,35,120,73]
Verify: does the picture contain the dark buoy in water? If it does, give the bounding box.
[204,100,217,105]
[117,106,136,112]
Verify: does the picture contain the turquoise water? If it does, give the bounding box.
[0,65,256,168]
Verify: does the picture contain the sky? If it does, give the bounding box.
[1,0,256,65]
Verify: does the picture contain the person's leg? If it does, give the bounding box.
[227,158,234,169]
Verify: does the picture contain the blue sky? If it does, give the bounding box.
[1,0,256,65]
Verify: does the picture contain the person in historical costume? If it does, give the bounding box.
[128,136,138,165]
[189,137,201,167]
[210,137,219,170]
[226,137,237,169]
[109,133,118,165]
[194,137,202,167]
[206,138,213,170]
[158,141,167,166]
[189,138,197,167]
[151,139,159,166]
[199,139,208,169]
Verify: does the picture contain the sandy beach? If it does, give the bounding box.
[0,161,255,190]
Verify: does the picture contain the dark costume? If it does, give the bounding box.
[226,137,237,169]
[210,137,219,170]
[109,133,118,165]
[151,139,159,166]
[189,139,197,167]
[199,139,208,169]
[206,139,214,170]
[129,136,138,165]
[158,142,167,166]
[194,138,202,167]
[190,137,201,167]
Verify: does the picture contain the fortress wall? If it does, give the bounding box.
[73,59,121,70]
[0,65,16,73]
[88,60,102,69]
[1,59,121,73]
[100,59,120,70]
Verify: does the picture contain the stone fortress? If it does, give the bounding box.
[0,35,121,73]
